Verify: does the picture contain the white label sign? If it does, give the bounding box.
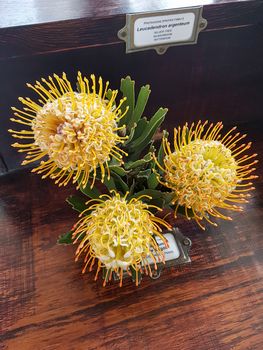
[134,12,195,48]
[147,233,180,265]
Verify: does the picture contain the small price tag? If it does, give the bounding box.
[118,7,207,54]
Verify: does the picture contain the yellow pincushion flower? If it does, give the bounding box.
[155,121,258,229]
[9,72,128,187]
[72,192,171,286]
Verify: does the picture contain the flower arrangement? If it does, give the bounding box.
[9,73,258,286]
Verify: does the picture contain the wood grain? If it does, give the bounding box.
[0,0,255,28]
[2,21,263,171]
[0,0,262,59]
[1,0,263,171]
[1,124,263,350]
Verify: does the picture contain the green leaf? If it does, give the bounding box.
[66,195,87,213]
[127,85,151,131]
[124,123,137,146]
[130,189,175,208]
[185,127,190,144]
[108,157,122,166]
[129,179,136,196]
[147,172,159,189]
[111,172,129,194]
[105,89,113,101]
[103,176,116,192]
[109,165,126,177]
[129,107,168,154]
[157,130,169,168]
[120,76,135,127]
[79,182,101,199]
[57,231,86,245]
[131,117,148,142]
[76,82,81,93]
[57,231,73,244]
[163,192,176,205]
[104,172,129,195]
[124,152,152,170]
[137,169,151,179]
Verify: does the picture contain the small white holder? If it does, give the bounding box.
[149,227,192,279]
[113,228,192,283]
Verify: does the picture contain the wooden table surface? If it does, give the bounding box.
[1,128,263,350]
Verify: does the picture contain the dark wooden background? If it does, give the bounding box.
[1,1,263,349]
[1,0,263,171]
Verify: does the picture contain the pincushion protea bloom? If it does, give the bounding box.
[155,121,258,230]
[72,192,171,286]
[9,72,128,188]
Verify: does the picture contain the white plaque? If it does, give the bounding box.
[134,13,195,48]
[147,232,180,265]
[118,7,207,54]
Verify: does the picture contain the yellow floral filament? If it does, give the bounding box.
[9,72,129,188]
[72,193,171,287]
[155,121,258,230]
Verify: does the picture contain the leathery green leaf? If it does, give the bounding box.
[109,165,126,177]
[124,152,152,170]
[157,129,169,168]
[147,172,159,189]
[79,181,101,199]
[57,231,73,244]
[129,108,168,153]
[120,76,135,127]
[127,85,151,131]
[66,195,87,213]
[131,117,148,142]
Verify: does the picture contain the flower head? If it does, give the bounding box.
[72,192,171,286]
[9,72,128,187]
[155,121,258,229]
